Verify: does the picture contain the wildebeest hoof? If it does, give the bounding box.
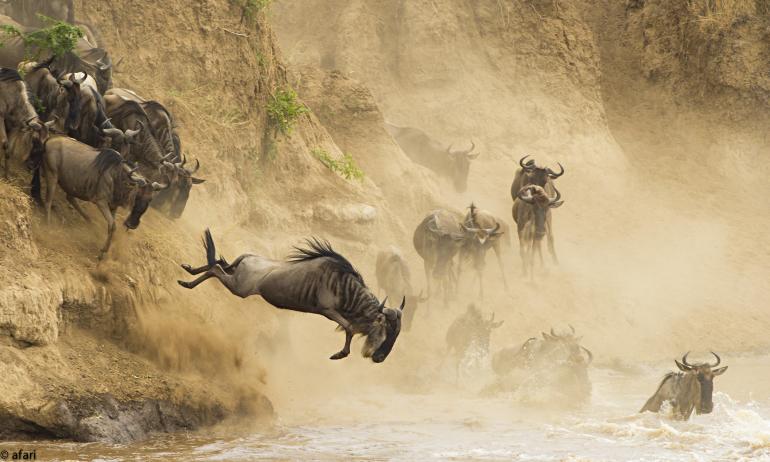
[329,351,349,360]
[181,263,193,272]
[177,280,192,289]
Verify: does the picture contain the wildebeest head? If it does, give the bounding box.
[364,296,405,363]
[446,141,480,192]
[156,155,205,218]
[462,203,504,246]
[57,72,85,136]
[540,326,593,366]
[675,352,728,414]
[519,155,564,188]
[517,185,564,239]
[101,120,141,157]
[121,164,168,230]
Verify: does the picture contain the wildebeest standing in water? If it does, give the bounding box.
[178,231,405,363]
[384,122,479,192]
[445,303,503,381]
[512,184,563,276]
[375,246,427,331]
[38,136,167,258]
[459,203,509,297]
[640,352,728,420]
[413,209,467,302]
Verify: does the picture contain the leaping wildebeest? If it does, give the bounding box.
[512,184,563,276]
[375,246,427,331]
[178,231,405,363]
[384,122,479,192]
[640,352,728,420]
[413,209,467,301]
[39,136,168,257]
[459,203,509,297]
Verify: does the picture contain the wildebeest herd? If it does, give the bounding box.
[0,3,727,421]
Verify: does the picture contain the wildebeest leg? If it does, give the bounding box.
[493,244,509,291]
[546,215,558,264]
[517,228,528,276]
[182,260,225,275]
[178,264,245,295]
[95,201,116,259]
[67,195,91,222]
[320,309,353,360]
[0,119,7,179]
[423,260,432,300]
[43,170,59,225]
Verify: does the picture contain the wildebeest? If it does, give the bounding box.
[486,326,593,404]
[384,122,479,192]
[640,352,728,420]
[20,59,80,134]
[375,246,427,331]
[178,231,405,363]
[39,136,167,257]
[510,155,564,200]
[512,184,563,276]
[0,15,112,93]
[0,67,51,177]
[413,209,467,301]
[104,92,203,218]
[60,71,113,147]
[445,303,503,380]
[459,203,509,297]
[0,0,102,47]
[492,326,593,376]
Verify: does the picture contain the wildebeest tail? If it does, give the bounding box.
[203,228,217,267]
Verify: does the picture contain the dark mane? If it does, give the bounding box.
[91,149,124,176]
[290,238,365,285]
[0,68,22,82]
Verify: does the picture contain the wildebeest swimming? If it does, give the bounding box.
[640,352,728,420]
[445,303,504,381]
[178,230,405,362]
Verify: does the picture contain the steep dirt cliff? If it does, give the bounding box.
[3,0,770,443]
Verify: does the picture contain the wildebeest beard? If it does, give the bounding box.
[368,316,401,363]
[697,375,715,413]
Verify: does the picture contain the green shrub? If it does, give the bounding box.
[233,0,272,22]
[312,148,364,182]
[0,15,83,58]
[267,88,308,135]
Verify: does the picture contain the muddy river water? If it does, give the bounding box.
[15,355,770,461]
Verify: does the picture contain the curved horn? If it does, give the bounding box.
[461,140,476,156]
[519,155,535,171]
[709,351,721,367]
[486,222,501,234]
[682,352,694,368]
[547,162,565,179]
[399,296,406,311]
[152,181,170,191]
[100,118,112,129]
[161,152,176,162]
[461,223,480,234]
[378,296,388,312]
[58,79,73,89]
[549,186,562,205]
[102,128,124,138]
[184,158,200,174]
[581,346,594,365]
[125,127,141,138]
